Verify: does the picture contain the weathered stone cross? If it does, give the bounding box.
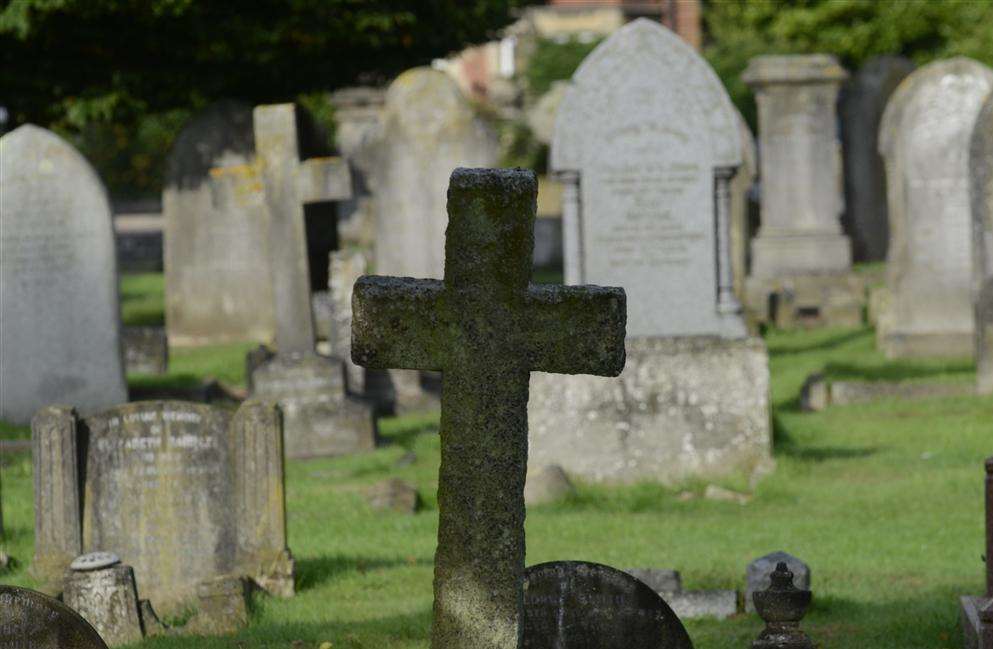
[352,168,627,649]
[215,103,352,353]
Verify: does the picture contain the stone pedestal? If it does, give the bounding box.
[63,555,144,647]
[745,273,865,329]
[250,351,377,459]
[188,576,249,636]
[528,336,772,485]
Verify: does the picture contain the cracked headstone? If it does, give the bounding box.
[0,125,126,424]
[0,584,109,649]
[877,58,993,358]
[352,168,626,649]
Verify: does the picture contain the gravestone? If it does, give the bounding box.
[234,104,376,459]
[742,55,864,328]
[523,561,694,649]
[162,101,275,346]
[840,56,915,262]
[746,551,810,614]
[330,87,385,252]
[351,168,626,649]
[972,91,993,394]
[122,327,168,375]
[959,457,993,649]
[63,553,144,646]
[31,400,293,615]
[0,125,127,425]
[877,58,993,358]
[0,585,109,649]
[534,18,772,485]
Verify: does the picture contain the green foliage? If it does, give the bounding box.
[703,0,993,127]
[524,36,603,99]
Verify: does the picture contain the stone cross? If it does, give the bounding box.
[213,104,351,353]
[352,168,626,649]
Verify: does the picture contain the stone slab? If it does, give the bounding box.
[0,585,109,649]
[800,374,977,411]
[0,125,127,424]
[744,273,865,328]
[121,327,168,375]
[522,561,693,649]
[529,336,771,485]
[250,351,377,459]
[63,563,143,646]
[667,589,738,621]
[878,58,993,358]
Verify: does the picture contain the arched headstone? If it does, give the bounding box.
[0,585,109,649]
[523,561,694,649]
[878,58,993,358]
[0,125,126,424]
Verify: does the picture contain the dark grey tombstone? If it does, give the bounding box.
[746,551,811,613]
[31,400,293,615]
[840,55,915,261]
[523,561,694,649]
[121,326,168,375]
[0,585,109,649]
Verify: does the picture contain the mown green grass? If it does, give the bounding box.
[120,273,166,327]
[1,278,990,648]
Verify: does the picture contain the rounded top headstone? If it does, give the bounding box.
[742,54,848,86]
[522,560,694,649]
[70,551,121,572]
[0,585,110,649]
[384,67,474,139]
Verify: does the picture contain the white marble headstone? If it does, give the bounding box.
[0,125,126,423]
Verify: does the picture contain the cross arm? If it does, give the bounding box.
[351,276,447,372]
[524,284,626,376]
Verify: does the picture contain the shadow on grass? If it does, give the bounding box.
[821,360,974,382]
[296,554,433,592]
[767,329,870,357]
[772,414,878,463]
[379,420,440,451]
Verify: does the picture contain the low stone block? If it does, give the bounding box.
[122,327,168,375]
[250,351,377,459]
[800,374,976,411]
[745,273,865,328]
[63,554,143,647]
[364,478,420,514]
[529,336,772,485]
[187,576,249,636]
[746,551,810,613]
[667,589,738,621]
[524,465,575,506]
[625,569,682,595]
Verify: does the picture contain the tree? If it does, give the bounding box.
[703,0,993,126]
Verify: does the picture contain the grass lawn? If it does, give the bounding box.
[1,274,991,648]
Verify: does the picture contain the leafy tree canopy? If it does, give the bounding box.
[704,0,993,126]
[1,0,535,130]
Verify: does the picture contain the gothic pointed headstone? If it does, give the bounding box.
[351,168,626,649]
[0,125,126,424]
[533,18,772,486]
[877,58,993,358]
[228,104,376,458]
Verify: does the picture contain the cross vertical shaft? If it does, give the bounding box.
[352,168,626,649]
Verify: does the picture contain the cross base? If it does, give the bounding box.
[249,350,377,459]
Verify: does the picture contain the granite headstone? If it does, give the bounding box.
[0,585,109,649]
[839,56,915,261]
[522,561,694,649]
[972,91,993,394]
[746,551,811,614]
[162,101,275,346]
[0,125,127,424]
[31,400,293,615]
[534,19,771,485]
[878,58,993,358]
[351,168,626,649]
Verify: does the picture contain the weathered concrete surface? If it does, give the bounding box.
[0,125,126,424]
[800,373,977,411]
[63,561,143,646]
[529,336,772,485]
[878,58,993,358]
[0,585,109,648]
[352,168,626,649]
[522,561,693,648]
[186,576,249,636]
[32,401,293,615]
